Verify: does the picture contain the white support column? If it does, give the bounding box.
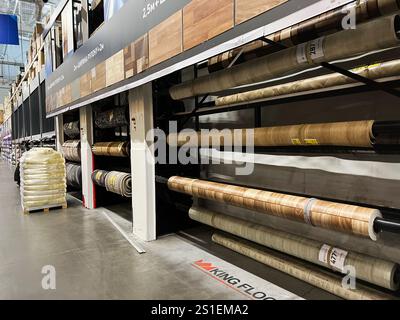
[129,83,156,241]
[55,115,64,153]
[80,105,96,209]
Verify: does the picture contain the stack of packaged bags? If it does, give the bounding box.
[20,148,67,212]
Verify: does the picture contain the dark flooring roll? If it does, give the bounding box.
[64,121,80,139]
[208,0,400,72]
[91,169,109,188]
[62,140,81,162]
[66,163,82,188]
[95,107,128,129]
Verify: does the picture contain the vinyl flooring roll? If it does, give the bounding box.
[62,140,81,162]
[170,15,400,100]
[212,233,392,300]
[66,163,82,188]
[189,207,399,291]
[167,120,375,148]
[64,121,80,138]
[91,169,109,188]
[208,0,400,72]
[169,177,382,240]
[92,141,130,157]
[216,60,400,106]
[94,107,128,129]
[105,171,132,197]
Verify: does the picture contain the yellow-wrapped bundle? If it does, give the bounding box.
[20,148,67,212]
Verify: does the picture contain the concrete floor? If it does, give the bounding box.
[0,161,340,300]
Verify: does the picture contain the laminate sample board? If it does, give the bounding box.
[235,0,288,24]
[124,34,149,79]
[183,0,234,50]
[106,50,125,87]
[149,10,183,67]
[80,71,92,97]
[61,0,74,58]
[91,61,107,92]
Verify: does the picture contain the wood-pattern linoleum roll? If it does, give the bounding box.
[63,121,80,138]
[208,0,400,72]
[189,207,399,291]
[212,233,393,300]
[169,177,382,240]
[216,60,400,106]
[91,169,109,188]
[168,120,375,148]
[95,107,128,129]
[170,15,400,100]
[62,140,81,162]
[105,171,132,197]
[66,163,82,188]
[92,141,130,157]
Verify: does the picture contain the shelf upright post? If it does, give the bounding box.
[129,83,156,241]
[80,104,95,209]
[55,115,64,153]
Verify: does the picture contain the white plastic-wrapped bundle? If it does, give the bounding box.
[20,148,67,212]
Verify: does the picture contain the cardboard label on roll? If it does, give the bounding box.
[296,44,307,64]
[319,244,348,272]
[318,244,330,264]
[329,247,348,272]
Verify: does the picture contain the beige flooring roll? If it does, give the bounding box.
[62,140,81,162]
[170,15,400,100]
[105,171,132,197]
[216,60,400,106]
[189,207,399,291]
[208,0,400,72]
[212,233,392,300]
[169,177,381,240]
[92,141,130,157]
[167,120,375,148]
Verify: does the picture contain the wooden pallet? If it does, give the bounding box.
[23,202,68,215]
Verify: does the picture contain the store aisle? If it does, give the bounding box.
[0,161,333,300]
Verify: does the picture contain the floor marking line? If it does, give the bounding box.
[101,210,146,254]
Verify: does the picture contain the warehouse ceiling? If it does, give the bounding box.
[0,0,61,91]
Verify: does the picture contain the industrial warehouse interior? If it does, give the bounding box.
[1,0,400,308]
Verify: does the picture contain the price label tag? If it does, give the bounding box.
[329,248,348,272]
[309,37,325,61]
[296,43,307,64]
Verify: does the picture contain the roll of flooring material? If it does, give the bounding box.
[62,140,81,162]
[212,233,392,300]
[105,171,132,197]
[66,163,82,188]
[95,107,128,129]
[170,15,400,100]
[189,207,399,291]
[169,177,382,240]
[167,120,375,148]
[216,60,400,106]
[91,169,109,188]
[92,141,130,157]
[64,121,80,138]
[208,0,400,72]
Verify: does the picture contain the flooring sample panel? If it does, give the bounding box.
[91,61,107,93]
[71,78,80,101]
[80,71,92,97]
[106,50,125,87]
[183,0,234,50]
[235,0,288,24]
[61,0,74,58]
[149,11,183,67]
[124,34,149,79]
